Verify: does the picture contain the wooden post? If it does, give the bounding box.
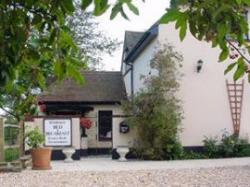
[0,118,4,162]
[19,120,24,157]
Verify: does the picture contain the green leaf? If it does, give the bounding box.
[66,64,84,84]
[242,0,250,6]
[94,0,109,16]
[81,0,93,10]
[160,9,180,24]
[236,0,242,5]
[219,49,229,62]
[233,58,245,81]
[61,0,75,13]
[224,62,237,75]
[32,14,42,25]
[179,22,187,41]
[126,2,139,15]
[54,61,65,80]
[110,3,122,20]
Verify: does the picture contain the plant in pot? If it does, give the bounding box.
[80,118,92,151]
[25,127,52,170]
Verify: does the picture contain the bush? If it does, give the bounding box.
[182,151,207,160]
[202,132,250,158]
[5,148,19,162]
[203,136,219,158]
[25,127,45,148]
[122,45,183,160]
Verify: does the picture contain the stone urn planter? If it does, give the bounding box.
[62,148,75,162]
[117,146,129,161]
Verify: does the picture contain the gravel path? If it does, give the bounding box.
[1,166,250,187]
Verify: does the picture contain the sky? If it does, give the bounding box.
[96,0,170,71]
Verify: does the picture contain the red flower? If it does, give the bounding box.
[80,118,92,129]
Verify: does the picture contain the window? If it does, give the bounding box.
[98,111,112,141]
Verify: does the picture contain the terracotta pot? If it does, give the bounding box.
[31,147,52,170]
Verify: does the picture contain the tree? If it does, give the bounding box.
[122,45,183,160]
[66,2,120,70]
[0,0,129,119]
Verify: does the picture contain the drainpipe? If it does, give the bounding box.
[126,62,134,100]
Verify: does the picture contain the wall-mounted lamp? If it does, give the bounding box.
[197,59,204,73]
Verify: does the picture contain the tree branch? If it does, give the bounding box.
[0,105,19,120]
[226,39,250,64]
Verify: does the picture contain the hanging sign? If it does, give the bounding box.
[44,119,72,146]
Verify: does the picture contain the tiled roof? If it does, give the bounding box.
[38,71,127,103]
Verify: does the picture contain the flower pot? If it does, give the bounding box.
[31,147,52,170]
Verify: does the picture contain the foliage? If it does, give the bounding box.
[25,127,44,149]
[181,151,207,160]
[203,136,219,158]
[0,0,123,120]
[4,148,19,162]
[219,132,249,157]
[66,2,120,70]
[122,45,183,160]
[202,132,250,158]
[160,0,250,81]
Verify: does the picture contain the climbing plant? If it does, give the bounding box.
[122,45,183,160]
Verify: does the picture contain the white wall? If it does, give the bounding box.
[82,104,135,149]
[127,21,250,147]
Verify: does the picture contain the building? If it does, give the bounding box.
[25,9,250,159]
[25,72,135,160]
[121,10,250,149]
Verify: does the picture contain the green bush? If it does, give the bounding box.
[203,136,219,158]
[122,45,183,160]
[219,132,250,157]
[25,127,45,148]
[182,151,207,160]
[202,132,250,158]
[5,148,19,162]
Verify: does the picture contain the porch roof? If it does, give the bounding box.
[38,71,127,104]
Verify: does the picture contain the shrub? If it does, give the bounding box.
[203,136,219,158]
[25,127,45,149]
[122,45,183,160]
[182,151,207,160]
[5,148,19,162]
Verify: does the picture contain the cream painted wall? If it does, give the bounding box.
[84,104,135,149]
[158,23,250,146]
[123,20,250,147]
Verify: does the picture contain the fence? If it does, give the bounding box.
[0,117,20,162]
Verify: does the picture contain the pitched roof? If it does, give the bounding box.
[38,71,127,103]
[123,31,144,56]
[124,23,159,63]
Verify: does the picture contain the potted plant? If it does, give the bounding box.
[80,118,92,151]
[25,127,51,170]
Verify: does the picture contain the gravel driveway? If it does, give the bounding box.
[1,158,250,187]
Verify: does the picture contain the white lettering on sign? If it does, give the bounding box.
[44,119,71,146]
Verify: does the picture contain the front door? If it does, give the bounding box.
[98,111,112,143]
